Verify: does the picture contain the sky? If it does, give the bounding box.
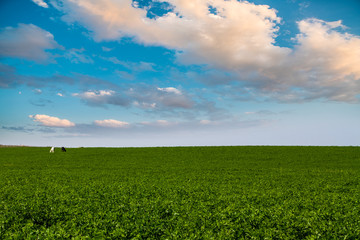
[0,0,359,147]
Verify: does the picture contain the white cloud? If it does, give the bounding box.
[0,24,61,63]
[32,0,49,8]
[29,114,75,127]
[55,0,289,71]
[295,19,360,79]
[157,87,182,95]
[269,18,360,102]
[53,1,360,102]
[73,89,113,99]
[57,93,63,97]
[198,18,360,102]
[94,119,130,128]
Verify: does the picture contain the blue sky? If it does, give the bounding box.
[0,0,359,147]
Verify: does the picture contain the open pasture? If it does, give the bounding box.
[0,146,359,239]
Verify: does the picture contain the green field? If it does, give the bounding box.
[0,146,359,239]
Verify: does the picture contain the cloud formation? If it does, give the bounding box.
[0,24,61,63]
[73,86,194,109]
[55,0,288,71]
[261,18,360,102]
[51,0,360,102]
[29,114,75,127]
[94,119,130,128]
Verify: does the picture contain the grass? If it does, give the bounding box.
[0,146,359,239]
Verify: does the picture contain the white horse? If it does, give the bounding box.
[50,147,55,153]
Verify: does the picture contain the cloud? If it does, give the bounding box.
[32,0,49,8]
[52,1,360,103]
[192,18,360,103]
[1,126,34,133]
[0,68,76,89]
[0,24,61,63]
[73,86,194,110]
[29,114,75,127]
[64,48,94,64]
[56,0,288,71]
[157,87,181,95]
[102,56,155,72]
[0,63,17,88]
[295,19,360,78]
[29,98,53,107]
[63,118,270,142]
[72,89,130,107]
[94,119,130,128]
[267,18,360,102]
[129,86,194,109]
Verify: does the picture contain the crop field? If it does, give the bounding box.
[0,146,359,239]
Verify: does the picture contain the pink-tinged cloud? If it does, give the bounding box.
[29,114,75,127]
[55,0,288,70]
[54,0,360,102]
[94,119,130,128]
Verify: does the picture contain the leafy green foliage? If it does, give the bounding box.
[1,146,359,239]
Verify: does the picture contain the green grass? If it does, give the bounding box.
[0,146,359,239]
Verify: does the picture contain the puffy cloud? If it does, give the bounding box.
[195,18,360,103]
[269,18,360,102]
[32,0,49,8]
[54,0,289,70]
[29,114,75,127]
[52,0,360,102]
[295,19,360,78]
[0,24,61,63]
[94,119,130,128]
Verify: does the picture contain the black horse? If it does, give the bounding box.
[61,147,66,152]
